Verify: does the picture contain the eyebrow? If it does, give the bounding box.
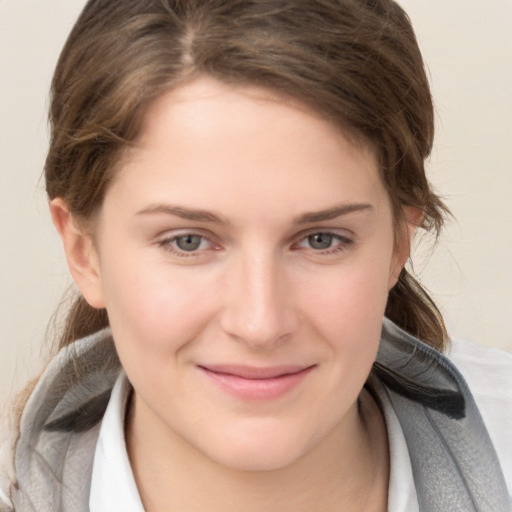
[136,202,373,225]
[294,203,373,224]
[136,204,227,224]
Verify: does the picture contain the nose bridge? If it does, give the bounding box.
[221,245,296,348]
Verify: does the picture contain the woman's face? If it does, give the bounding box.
[85,77,406,471]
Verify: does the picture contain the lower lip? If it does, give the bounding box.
[199,366,315,401]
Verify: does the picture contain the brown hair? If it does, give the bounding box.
[46,0,449,351]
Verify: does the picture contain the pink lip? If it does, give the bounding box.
[198,364,315,401]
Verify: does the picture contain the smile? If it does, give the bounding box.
[198,364,316,401]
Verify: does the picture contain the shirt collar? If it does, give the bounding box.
[376,385,419,511]
[89,373,145,512]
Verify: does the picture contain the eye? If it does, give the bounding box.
[307,233,335,250]
[157,232,216,256]
[294,231,353,254]
[174,234,204,252]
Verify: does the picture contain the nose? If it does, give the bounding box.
[219,249,298,350]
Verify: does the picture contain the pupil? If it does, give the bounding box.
[176,235,202,251]
[309,233,333,250]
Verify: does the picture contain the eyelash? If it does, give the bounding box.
[156,230,354,258]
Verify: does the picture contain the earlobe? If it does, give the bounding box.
[50,198,106,309]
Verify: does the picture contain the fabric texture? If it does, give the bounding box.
[89,375,144,511]
[371,321,511,511]
[0,319,510,512]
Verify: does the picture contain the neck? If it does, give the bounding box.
[126,389,389,512]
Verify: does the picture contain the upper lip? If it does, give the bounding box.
[198,364,315,379]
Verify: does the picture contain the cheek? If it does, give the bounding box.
[304,261,391,328]
[99,251,217,358]
[299,258,391,365]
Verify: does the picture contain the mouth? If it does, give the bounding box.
[197,364,316,401]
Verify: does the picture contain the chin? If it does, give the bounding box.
[199,421,316,472]
[214,446,305,473]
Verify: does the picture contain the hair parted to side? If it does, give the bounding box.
[46,0,449,351]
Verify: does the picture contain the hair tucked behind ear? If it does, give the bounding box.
[386,270,447,350]
[57,295,109,351]
[46,0,449,352]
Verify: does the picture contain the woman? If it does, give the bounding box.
[1,0,511,511]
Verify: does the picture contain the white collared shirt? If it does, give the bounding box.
[89,374,145,512]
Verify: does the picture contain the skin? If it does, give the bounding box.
[52,77,416,511]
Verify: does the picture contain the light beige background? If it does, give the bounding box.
[1,0,511,408]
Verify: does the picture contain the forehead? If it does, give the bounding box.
[106,76,388,223]
[138,76,372,155]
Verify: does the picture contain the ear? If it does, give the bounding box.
[50,198,106,309]
[388,206,424,289]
